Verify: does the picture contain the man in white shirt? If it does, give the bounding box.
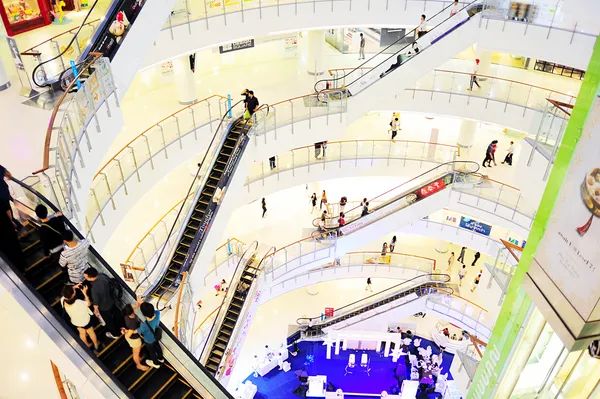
[450,0,460,16]
[502,141,516,165]
[468,58,481,90]
[390,117,399,140]
[359,33,365,60]
[416,14,427,38]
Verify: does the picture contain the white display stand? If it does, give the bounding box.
[235,381,257,399]
[307,375,327,397]
[431,328,468,354]
[400,381,419,399]
[258,350,289,376]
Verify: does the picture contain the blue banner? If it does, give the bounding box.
[459,217,492,236]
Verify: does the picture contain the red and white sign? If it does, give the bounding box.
[325,307,334,317]
[416,178,446,199]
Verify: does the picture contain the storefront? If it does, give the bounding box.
[0,0,52,35]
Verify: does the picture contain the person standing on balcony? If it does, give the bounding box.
[416,14,428,39]
[381,242,388,256]
[359,33,366,60]
[502,141,515,166]
[261,198,267,218]
[390,236,397,252]
[269,156,276,170]
[457,246,466,263]
[482,140,498,167]
[320,190,328,210]
[458,264,467,287]
[365,277,373,292]
[448,252,455,272]
[310,193,318,213]
[468,59,481,91]
[471,270,482,292]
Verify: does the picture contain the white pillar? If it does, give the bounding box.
[457,119,477,154]
[306,30,325,76]
[384,340,392,357]
[173,55,197,105]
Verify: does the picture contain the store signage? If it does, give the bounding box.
[181,130,249,275]
[459,217,492,236]
[416,178,446,199]
[219,39,255,54]
[339,193,417,235]
[534,94,600,320]
[325,307,334,318]
[90,0,145,61]
[446,215,457,224]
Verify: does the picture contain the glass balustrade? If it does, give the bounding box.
[426,293,492,339]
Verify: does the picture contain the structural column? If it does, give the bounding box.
[172,54,197,105]
[306,30,325,76]
[474,47,492,75]
[457,119,477,155]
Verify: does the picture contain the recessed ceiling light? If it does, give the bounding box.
[20,372,29,382]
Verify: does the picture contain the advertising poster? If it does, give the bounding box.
[535,93,600,320]
[91,0,145,60]
[7,37,24,70]
[459,217,492,236]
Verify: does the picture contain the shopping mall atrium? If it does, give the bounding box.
[0,0,599,397]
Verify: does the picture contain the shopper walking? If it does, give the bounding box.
[340,196,347,213]
[458,264,467,287]
[365,277,373,292]
[359,33,366,60]
[381,242,388,256]
[59,231,90,284]
[35,204,66,256]
[61,285,101,354]
[121,303,150,371]
[416,14,428,39]
[310,193,318,213]
[457,246,466,263]
[502,141,515,166]
[448,252,455,272]
[482,140,498,167]
[390,117,399,140]
[468,59,481,91]
[471,251,481,266]
[320,190,328,210]
[261,198,267,218]
[137,301,165,368]
[84,267,123,339]
[390,236,397,252]
[470,270,482,293]
[269,156,276,170]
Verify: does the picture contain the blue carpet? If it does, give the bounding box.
[243,336,454,399]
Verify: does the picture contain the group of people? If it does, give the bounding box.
[483,140,515,168]
[381,236,398,255]
[448,247,482,291]
[314,141,328,159]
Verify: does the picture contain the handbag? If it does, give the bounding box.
[244,109,250,120]
[144,320,162,341]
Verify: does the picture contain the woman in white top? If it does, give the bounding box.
[450,0,460,16]
[62,285,101,353]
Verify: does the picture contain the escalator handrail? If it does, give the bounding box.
[199,241,259,362]
[136,99,244,295]
[34,52,104,175]
[20,18,101,56]
[314,0,478,93]
[30,0,102,87]
[9,177,229,396]
[297,273,451,325]
[315,161,479,229]
[149,110,256,306]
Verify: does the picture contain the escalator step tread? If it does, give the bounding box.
[131,364,174,396]
[162,379,194,399]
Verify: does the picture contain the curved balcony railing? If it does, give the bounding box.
[426,292,492,339]
[246,139,459,188]
[84,89,347,240]
[163,0,458,33]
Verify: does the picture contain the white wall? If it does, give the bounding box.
[143,1,595,70]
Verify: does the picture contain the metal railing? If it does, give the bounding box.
[84,89,347,240]
[163,0,460,33]
[28,55,118,233]
[426,292,492,339]
[247,139,459,188]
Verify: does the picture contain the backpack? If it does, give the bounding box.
[107,276,123,303]
[389,121,393,127]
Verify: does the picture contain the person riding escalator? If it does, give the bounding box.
[380,42,421,79]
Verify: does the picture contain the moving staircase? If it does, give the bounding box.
[204,254,261,375]
[5,180,226,398]
[298,274,451,338]
[150,117,252,303]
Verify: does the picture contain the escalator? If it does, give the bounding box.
[203,251,261,375]
[4,179,229,398]
[315,1,483,113]
[297,274,452,338]
[146,113,252,303]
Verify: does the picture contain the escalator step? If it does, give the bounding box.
[100,338,130,371]
[131,364,174,396]
[212,349,224,357]
[161,378,193,399]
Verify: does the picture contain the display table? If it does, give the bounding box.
[257,350,289,376]
[307,375,327,397]
[431,327,468,354]
[234,381,257,399]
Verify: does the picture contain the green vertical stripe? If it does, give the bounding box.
[467,37,600,399]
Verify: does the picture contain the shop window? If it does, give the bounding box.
[534,60,586,80]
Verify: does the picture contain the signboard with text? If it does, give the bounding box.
[416,178,447,199]
[219,39,255,54]
[459,217,492,236]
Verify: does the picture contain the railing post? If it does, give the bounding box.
[523,86,532,117]
[504,82,512,112]
[190,107,198,139]
[222,0,227,25]
[494,185,503,211]
[115,159,127,195]
[143,134,154,170]
[101,173,116,210]
[58,132,81,188]
[174,115,183,149]
[157,124,168,159]
[290,100,294,135]
[91,188,105,225]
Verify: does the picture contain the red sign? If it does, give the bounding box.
[325,307,334,317]
[416,178,446,199]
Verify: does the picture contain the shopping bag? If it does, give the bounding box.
[244,110,250,120]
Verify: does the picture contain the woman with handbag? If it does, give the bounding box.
[61,285,101,354]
